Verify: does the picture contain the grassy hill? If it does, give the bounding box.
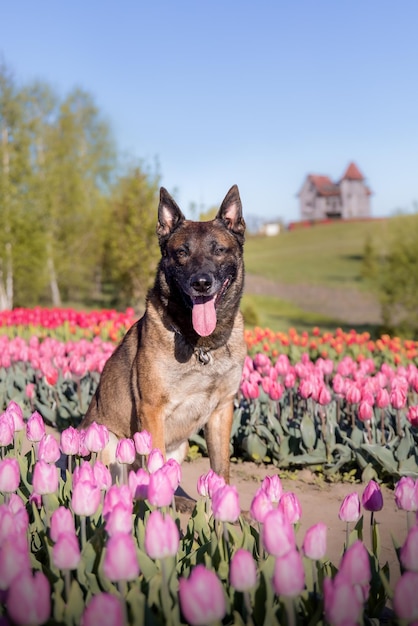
[244,218,390,290]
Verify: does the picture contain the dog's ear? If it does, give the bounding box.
[157,188,186,241]
[216,185,246,244]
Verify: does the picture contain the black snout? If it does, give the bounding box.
[190,273,213,294]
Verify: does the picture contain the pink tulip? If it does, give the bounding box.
[197,472,210,497]
[278,491,302,524]
[60,426,80,455]
[5,401,25,431]
[407,406,418,427]
[393,571,418,621]
[262,508,296,557]
[302,522,327,560]
[7,570,50,625]
[84,421,109,453]
[103,532,140,582]
[250,487,274,523]
[212,484,241,523]
[71,480,101,517]
[0,457,20,493]
[362,480,383,512]
[241,380,259,400]
[346,383,361,405]
[206,469,226,498]
[115,437,136,464]
[78,429,90,457]
[230,549,257,591]
[338,492,361,522]
[50,506,76,542]
[103,485,133,518]
[0,414,14,447]
[145,510,180,559]
[395,477,418,512]
[133,430,152,455]
[261,474,283,503]
[52,531,81,570]
[26,411,45,442]
[375,388,390,409]
[32,460,59,495]
[147,448,165,473]
[8,494,29,535]
[129,468,149,500]
[323,575,364,626]
[0,505,15,545]
[317,384,331,406]
[73,459,95,487]
[0,533,31,589]
[390,385,407,410]
[93,460,112,491]
[273,548,305,596]
[179,565,226,626]
[400,526,418,572]
[147,468,175,507]
[338,540,371,601]
[358,400,373,422]
[162,458,182,491]
[105,503,133,536]
[38,433,61,464]
[81,593,125,626]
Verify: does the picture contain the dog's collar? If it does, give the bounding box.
[170,324,212,365]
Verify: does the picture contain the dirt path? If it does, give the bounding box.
[245,274,382,326]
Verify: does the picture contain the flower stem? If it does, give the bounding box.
[284,596,296,626]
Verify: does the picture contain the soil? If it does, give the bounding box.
[244,274,382,326]
[179,457,408,589]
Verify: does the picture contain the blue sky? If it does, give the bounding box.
[2,1,417,222]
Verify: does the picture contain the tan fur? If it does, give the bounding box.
[80,185,246,483]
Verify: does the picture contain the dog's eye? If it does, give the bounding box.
[213,246,227,256]
[176,248,189,259]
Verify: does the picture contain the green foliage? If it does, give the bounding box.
[103,165,160,306]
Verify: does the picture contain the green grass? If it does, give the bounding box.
[241,294,340,334]
[244,218,390,289]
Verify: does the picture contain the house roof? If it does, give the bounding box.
[342,162,364,181]
[308,175,340,197]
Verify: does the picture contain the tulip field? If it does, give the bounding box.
[0,307,418,624]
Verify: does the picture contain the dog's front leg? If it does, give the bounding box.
[139,402,166,459]
[204,401,234,483]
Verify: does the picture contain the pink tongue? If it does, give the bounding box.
[192,297,217,336]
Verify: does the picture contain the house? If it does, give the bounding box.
[259,221,281,236]
[298,162,372,221]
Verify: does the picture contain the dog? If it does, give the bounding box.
[80,184,246,483]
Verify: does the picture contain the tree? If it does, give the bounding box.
[103,165,160,307]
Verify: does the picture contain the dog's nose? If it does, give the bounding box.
[191,274,213,294]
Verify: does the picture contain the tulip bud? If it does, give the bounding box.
[103,484,133,518]
[105,503,133,537]
[26,411,45,442]
[0,533,31,590]
[361,480,383,512]
[162,458,182,491]
[261,474,283,503]
[84,421,109,453]
[145,510,180,559]
[338,492,361,522]
[278,491,302,524]
[302,522,327,560]
[0,457,20,493]
[38,433,61,464]
[179,565,226,626]
[147,448,165,473]
[358,401,373,423]
[273,548,305,596]
[407,406,418,428]
[400,526,418,572]
[6,570,51,625]
[50,506,76,542]
[0,414,14,447]
[103,532,140,582]
[5,401,24,431]
[206,469,226,498]
[81,593,125,626]
[133,430,152,455]
[60,426,80,456]
[115,437,136,465]
[338,540,371,601]
[52,531,81,570]
[393,571,418,621]
[32,460,59,495]
[262,508,296,557]
[250,487,274,523]
[323,575,364,626]
[128,468,149,500]
[395,477,418,512]
[230,549,257,591]
[93,460,112,491]
[71,480,101,517]
[212,485,240,523]
[147,468,174,507]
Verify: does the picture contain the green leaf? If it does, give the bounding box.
[65,579,85,625]
[300,413,317,450]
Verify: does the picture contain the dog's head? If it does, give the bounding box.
[156,185,245,337]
